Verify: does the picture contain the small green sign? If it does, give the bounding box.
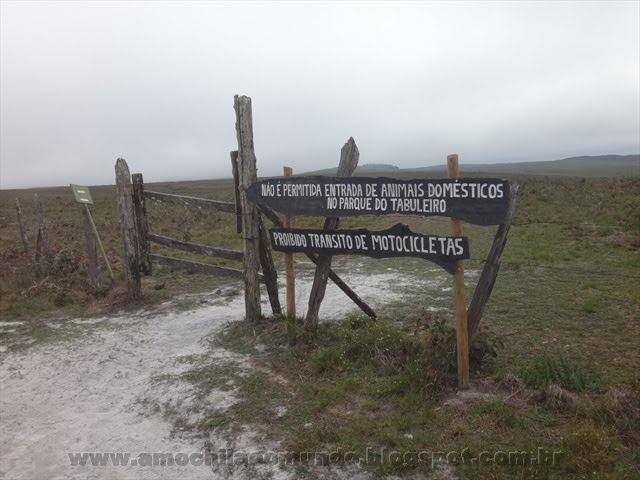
[70,184,94,205]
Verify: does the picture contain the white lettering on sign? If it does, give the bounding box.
[380,183,424,197]
[324,183,364,197]
[262,183,323,197]
[389,198,446,213]
[248,177,510,225]
[271,231,308,248]
[256,180,503,213]
[425,182,504,199]
[269,224,470,273]
[370,234,464,256]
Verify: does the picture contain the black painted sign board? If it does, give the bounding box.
[270,223,470,274]
[247,176,510,226]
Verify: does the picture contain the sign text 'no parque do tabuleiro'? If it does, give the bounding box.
[248,177,509,225]
[247,176,510,273]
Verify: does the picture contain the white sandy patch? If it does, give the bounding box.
[1,266,428,479]
[0,321,24,328]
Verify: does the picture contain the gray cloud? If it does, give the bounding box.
[1,1,638,188]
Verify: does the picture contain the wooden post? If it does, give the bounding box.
[115,158,141,301]
[230,151,243,234]
[82,205,102,288]
[15,199,31,258]
[282,167,297,344]
[283,167,296,319]
[258,218,282,316]
[234,95,262,322]
[132,173,152,275]
[305,138,359,334]
[447,154,470,390]
[34,193,52,262]
[468,182,519,342]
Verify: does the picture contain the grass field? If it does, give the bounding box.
[1,171,639,478]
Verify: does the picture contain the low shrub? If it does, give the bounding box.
[520,354,597,392]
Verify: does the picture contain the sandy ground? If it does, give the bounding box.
[0,266,442,480]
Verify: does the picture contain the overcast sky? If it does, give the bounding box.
[1,1,638,189]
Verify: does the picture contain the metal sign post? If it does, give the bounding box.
[70,185,114,279]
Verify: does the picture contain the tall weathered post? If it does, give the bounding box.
[305,138,359,334]
[447,154,470,390]
[234,95,262,322]
[132,173,152,275]
[230,151,243,234]
[115,158,141,301]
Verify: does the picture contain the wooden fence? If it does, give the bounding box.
[114,156,282,318]
[112,96,377,325]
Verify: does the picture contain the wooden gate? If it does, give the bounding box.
[114,95,377,323]
[113,156,282,318]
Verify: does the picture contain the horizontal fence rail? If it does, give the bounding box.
[148,233,244,262]
[144,190,235,213]
[150,254,264,282]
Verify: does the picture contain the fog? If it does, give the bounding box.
[1,1,638,188]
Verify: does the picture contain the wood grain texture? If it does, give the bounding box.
[234,95,262,321]
[132,173,152,275]
[230,151,242,234]
[115,158,141,301]
[447,154,469,390]
[305,138,360,333]
[467,182,519,342]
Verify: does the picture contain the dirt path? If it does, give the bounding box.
[1,288,244,480]
[1,267,423,480]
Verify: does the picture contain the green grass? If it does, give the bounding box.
[195,315,638,478]
[520,354,598,392]
[0,179,236,331]
[1,172,639,476]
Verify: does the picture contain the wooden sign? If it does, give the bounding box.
[270,223,469,274]
[247,176,510,226]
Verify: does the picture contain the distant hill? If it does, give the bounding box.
[301,155,639,177]
[303,163,400,176]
